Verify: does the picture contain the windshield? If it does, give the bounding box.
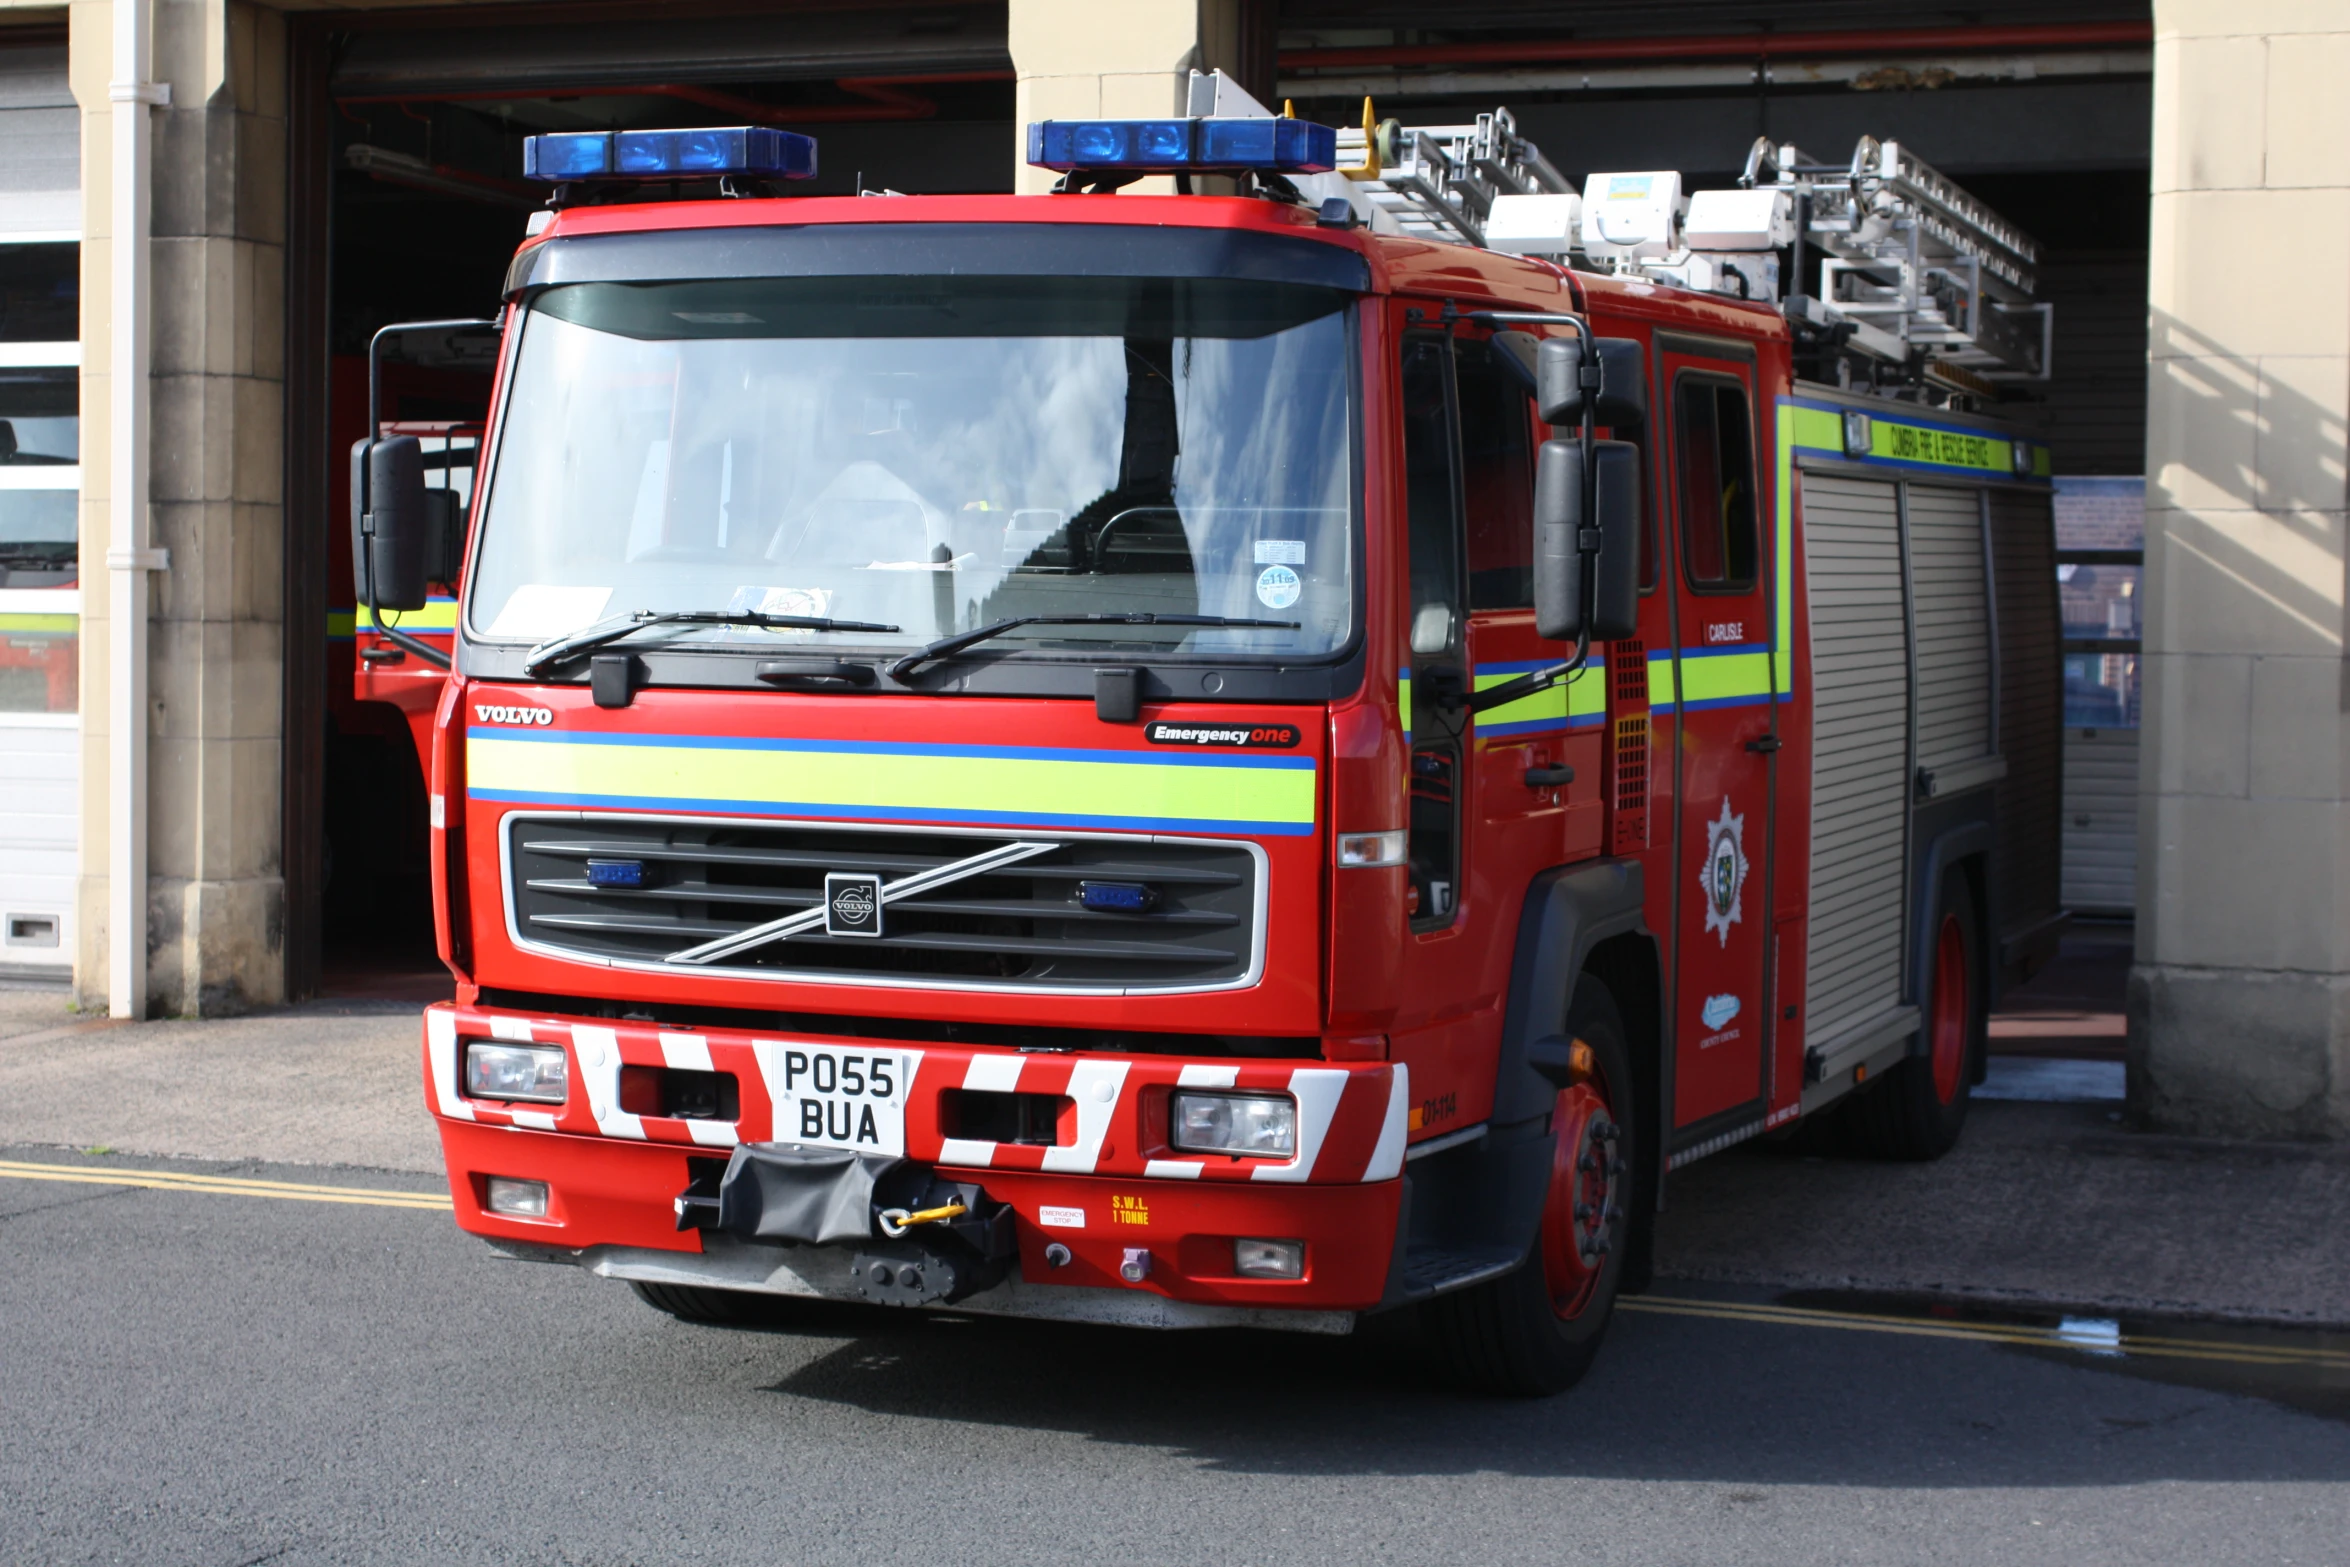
[468,273,1359,664]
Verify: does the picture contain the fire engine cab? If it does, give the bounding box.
[358,74,2061,1395]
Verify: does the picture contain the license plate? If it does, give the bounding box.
[758,1043,912,1155]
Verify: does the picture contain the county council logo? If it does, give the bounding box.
[1700,797,1749,947]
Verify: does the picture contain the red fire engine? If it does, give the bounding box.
[359,83,2060,1394]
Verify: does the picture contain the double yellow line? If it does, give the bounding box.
[0,1156,452,1212]
[1624,1295,2350,1372]
[0,1155,2340,1375]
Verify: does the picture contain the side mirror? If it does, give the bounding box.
[423,487,465,584]
[1409,603,1453,656]
[1489,329,1540,396]
[1533,438,1641,642]
[1537,336,1647,429]
[350,435,430,612]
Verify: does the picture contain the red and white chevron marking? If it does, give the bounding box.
[425,1005,1409,1185]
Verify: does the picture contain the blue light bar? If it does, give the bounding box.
[1025,116,1337,175]
[522,126,818,183]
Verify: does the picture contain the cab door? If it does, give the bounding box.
[1384,322,1566,1140]
[1455,334,1578,861]
[1658,338,1777,1131]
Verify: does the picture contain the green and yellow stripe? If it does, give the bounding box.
[467,729,1319,837]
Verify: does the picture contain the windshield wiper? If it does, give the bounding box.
[887,613,1302,683]
[523,610,901,678]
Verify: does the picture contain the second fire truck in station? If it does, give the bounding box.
[352,75,2062,1394]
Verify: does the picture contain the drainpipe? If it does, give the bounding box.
[105,0,168,1020]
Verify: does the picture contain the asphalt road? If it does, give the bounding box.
[3,1149,2345,1567]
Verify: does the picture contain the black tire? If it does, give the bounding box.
[1421,976,1638,1397]
[630,1280,798,1326]
[1845,871,1980,1161]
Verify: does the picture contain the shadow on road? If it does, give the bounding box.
[725,1290,2350,1484]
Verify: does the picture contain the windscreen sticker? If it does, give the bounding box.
[1254,539,1307,565]
[727,586,833,619]
[1255,564,1302,610]
[1145,721,1302,749]
[486,584,612,639]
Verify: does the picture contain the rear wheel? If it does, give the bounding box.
[1423,977,1638,1397]
[1847,872,1979,1160]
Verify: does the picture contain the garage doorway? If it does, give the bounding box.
[283,2,1015,998]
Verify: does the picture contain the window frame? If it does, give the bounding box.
[1668,368,1763,598]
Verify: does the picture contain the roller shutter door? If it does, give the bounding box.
[1906,485,1994,775]
[0,46,75,238]
[2062,727,2137,915]
[0,718,74,974]
[0,44,76,977]
[1802,473,1910,1049]
[1988,488,2064,945]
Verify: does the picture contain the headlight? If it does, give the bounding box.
[1170,1091,1296,1158]
[463,1041,569,1104]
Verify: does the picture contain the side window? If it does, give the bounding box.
[1455,338,1534,610]
[1674,375,1759,591]
[1400,333,1462,655]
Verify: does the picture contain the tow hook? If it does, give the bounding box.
[667,1147,1017,1306]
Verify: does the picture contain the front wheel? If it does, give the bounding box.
[1422,977,1638,1397]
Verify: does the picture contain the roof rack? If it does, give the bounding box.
[1748,135,2049,383]
[1332,107,1574,247]
[1333,109,2052,395]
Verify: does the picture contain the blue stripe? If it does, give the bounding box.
[1478,713,1606,738]
[1674,642,1773,661]
[467,787,1315,836]
[463,728,1317,771]
[1680,692,1773,713]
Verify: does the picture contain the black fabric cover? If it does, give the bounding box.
[716,1143,903,1245]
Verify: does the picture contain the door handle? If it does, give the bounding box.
[1524,764,1575,788]
[1745,735,1782,754]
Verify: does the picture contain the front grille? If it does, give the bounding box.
[504,815,1260,992]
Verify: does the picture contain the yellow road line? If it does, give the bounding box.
[1635,1294,2350,1365]
[1624,1295,2350,1371]
[0,1157,452,1211]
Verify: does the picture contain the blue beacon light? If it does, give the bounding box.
[1025,116,1337,174]
[522,126,818,183]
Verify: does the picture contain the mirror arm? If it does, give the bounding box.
[358,316,496,678]
[1462,630,1591,716]
[1475,310,1611,640]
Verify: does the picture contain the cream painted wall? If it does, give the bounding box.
[67,0,291,1016]
[2134,0,2350,1136]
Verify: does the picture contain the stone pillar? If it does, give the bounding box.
[73,0,287,1016]
[2133,1,2350,1137]
[1008,0,1247,194]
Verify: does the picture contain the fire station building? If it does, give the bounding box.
[0,0,2340,1140]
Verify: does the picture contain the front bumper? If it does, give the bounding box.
[426,1004,1408,1318]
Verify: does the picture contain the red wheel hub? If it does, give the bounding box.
[1538,1055,1623,1321]
[1929,912,1970,1105]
